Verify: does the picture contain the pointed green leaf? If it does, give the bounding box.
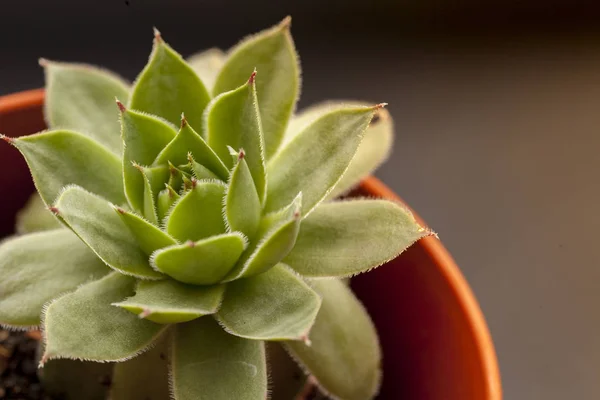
[327,107,394,199]
[0,229,108,327]
[214,17,299,159]
[114,279,225,324]
[285,199,431,278]
[120,105,177,213]
[224,193,301,281]
[15,193,61,234]
[135,164,170,224]
[154,117,228,180]
[225,151,261,239]
[110,334,170,400]
[42,60,129,154]
[152,232,247,285]
[130,31,211,132]
[165,180,227,242]
[285,279,381,400]
[265,105,377,216]
[172,317,267,400]
[187,48,226,90]
[41,357,113,400]
[55,186,163,279]
[206,74,266,203]
[188,155,220,180]
[42,272,167,363]
[114,207,177,256]
[217,264,320,341]
[6,130,125,205]
[157,185,179,222]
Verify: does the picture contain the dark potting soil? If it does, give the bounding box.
[0,329,59,400]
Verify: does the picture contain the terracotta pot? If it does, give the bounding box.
[0,89,502,400]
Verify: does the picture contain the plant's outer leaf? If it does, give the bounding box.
[285,101,394,200]
[55,186,163,279]
[40,356,113,400]
[285,279,381,400]
[120,106,177,213]
[225,155,261,239]
[135,164,170,224]
[206,75,266,203]
[42,60,129,155]
[214,17,299,159]
[110,333,170,400]
[151,233,246,285]
[265,106,376,216]
[154,118,228,180]
[285,199,431,278]
[7,130,126,206]
[0,229,108,327]
[187,48,226,90]
[224,193,301,281]
[130,32,211,133]
[15,193,62,234]
[157,185,179,222]
[217,264,320,341]
[266,342,307,400]
[42,272,167,363]
[165,180,227,242]
[171,317,267,400]
[114,279,225,324]
[115,208,177,256]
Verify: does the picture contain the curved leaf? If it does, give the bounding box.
[42,272,167,363]
[224,152,261,239]
[217,264,320,341]
[187,48,226,90]
[15,193,61,234]
[165,180,227,242]
[171,317,267,400]
[130,31,211,132]
[0,229,108,327]
[214,17,299,159]
[42,60,129,154]
[265,105,378,216]
[206,74,266,203]
[5,130,125,205]
[151,233,246,285]
[224,193,301,281]
[285,279,381,400]
[157,185,179,222]
[110,334,170,400]
[114,207,177,256]
[114,279,225,324]
[154,116,228,180]
[134,164,170,224]
[285,199,431,278]
[55,186,163,279]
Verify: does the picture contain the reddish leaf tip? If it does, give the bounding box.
[293,210,301,219]
[0,134,13,144]
[186,240,195,248]
[116,99,127,113]
[48,206,60,215]
[248,70,257,84]
[238,149,246,160]
[279,16,292,30]
[180,113,188,128]
[168,163,178,175]
[38,58,49,67]
[153,27,163,42]
[373,103,388,110]
[300,334,312,346]
[138,308,152,319]
[115,207,126,215]
[191,178,198,189]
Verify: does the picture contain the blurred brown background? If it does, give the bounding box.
[2,1,600,398]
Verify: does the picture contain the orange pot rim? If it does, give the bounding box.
[0,88,502,399]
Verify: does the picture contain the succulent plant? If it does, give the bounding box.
[0,17,432,400]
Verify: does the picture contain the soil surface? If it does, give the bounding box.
[0,329,58,399]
